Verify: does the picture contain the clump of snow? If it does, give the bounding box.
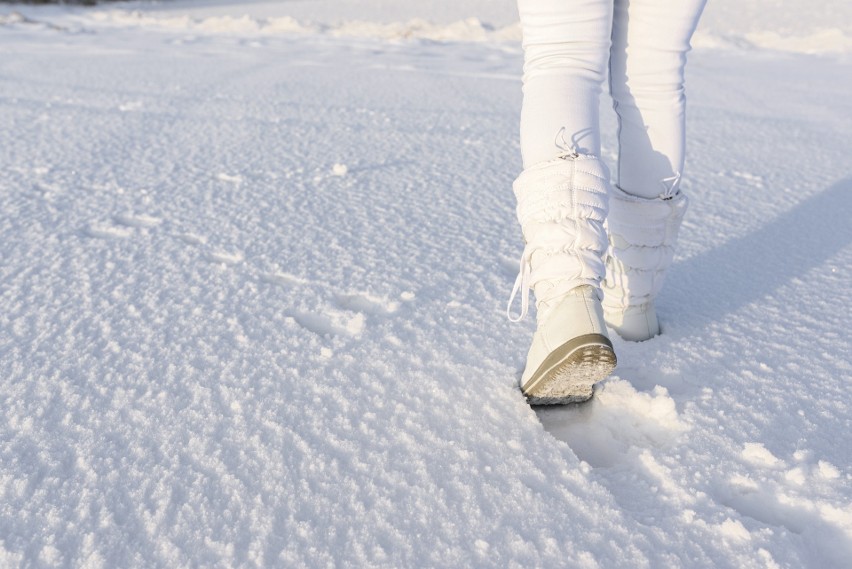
[742,442,785,469]
[719,518,752,543]
[818,461,841,480]
[745,28,852,55]
[216,172,242,184]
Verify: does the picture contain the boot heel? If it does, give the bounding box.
[522,334,616,405]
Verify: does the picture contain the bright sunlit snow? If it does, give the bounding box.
[1,1,850,567]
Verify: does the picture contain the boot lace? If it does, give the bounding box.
[506,246,533,322]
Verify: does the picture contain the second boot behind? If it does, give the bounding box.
[602,184,688,341]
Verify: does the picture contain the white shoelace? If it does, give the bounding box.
[506,243,588,322]
[660,172,682,200]
[506,244,533,322]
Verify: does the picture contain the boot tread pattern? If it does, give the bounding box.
[522,334,616,405]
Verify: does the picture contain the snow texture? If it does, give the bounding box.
[0,0,850,567]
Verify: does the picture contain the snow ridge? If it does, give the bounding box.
[3,6,851,54]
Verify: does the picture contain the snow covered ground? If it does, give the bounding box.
[0,1,850,567]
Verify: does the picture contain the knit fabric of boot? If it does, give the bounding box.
[601,185,688,317]
[508,153,610,323]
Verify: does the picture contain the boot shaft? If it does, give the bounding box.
[508,153,611,322]
[602,185,688,310]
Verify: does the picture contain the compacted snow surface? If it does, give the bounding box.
[1,1,850,567]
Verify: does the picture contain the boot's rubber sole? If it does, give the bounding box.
[522,333,617,405]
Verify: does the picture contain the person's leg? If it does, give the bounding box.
[602,0,706,341]
[609,0,706,198]
[511,0,617,403]
[518,0,613,167]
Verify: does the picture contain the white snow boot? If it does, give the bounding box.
[602,184,689,342]
[508,153,617,405]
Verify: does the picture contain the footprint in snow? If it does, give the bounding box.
[84,212,163,239]
[536,380,688,468]
[289,309,365,339]
[83,224,134,239]
[114,213,163,228]
[714,444,849,547]
[84,210,406,342]
[175,232,207,246]
[333,292,399,316]
[204,250,244,265]
[727,170,765,188]
[259,271,310,287]
[261,271,402,336]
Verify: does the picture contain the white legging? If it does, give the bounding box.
[518,0,706,198]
